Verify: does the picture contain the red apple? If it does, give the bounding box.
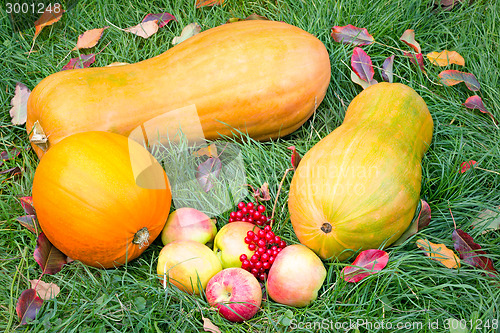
[213,222,257,268]
[267,244,326,307]
[157,240,222,295]
[161,207,217,246]
[205,268,262,322]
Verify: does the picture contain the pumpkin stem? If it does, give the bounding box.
[320,223,332,234]
[133,227,150,249]
[30,121,49,151]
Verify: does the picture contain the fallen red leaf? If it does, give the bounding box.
[463,96,497,124]
[61,54,96,70]
[400,29,421,53]
[34,5,65,40]
[439,70,480,91]
[460,160,477,173]
[19,196,35,215]
[16,215,40,234]
[452,229,497,277]
[404,52,425,73]
[341,249,389,283]
[381,55,395,83]
[331,24,375,46]
[287,146,302,170]
[142,13,176,28]
[196,0,225,8]
[351,47,375,82]
[34,233,68,275]
[16,289,43,325]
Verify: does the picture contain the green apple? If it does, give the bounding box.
[213,222,257,268]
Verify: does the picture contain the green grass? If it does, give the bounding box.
[1,0,499,332]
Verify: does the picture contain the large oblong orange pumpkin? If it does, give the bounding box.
[288,83,433,261]
[26,20,331,158]
[32,131,172,268]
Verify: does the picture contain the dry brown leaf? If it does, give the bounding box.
[34,5,65,40]
[172,23,201,45]
[29,280,60,301]
[416,239,460,269]
[193,143,218,157]
[10,83,31,125]
[202,316,221,333]
[124,20,159,39]
[426,50,465,66]
[73,27,108,50]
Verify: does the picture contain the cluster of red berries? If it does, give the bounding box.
[228,201,273,226]
[239,225,287,281]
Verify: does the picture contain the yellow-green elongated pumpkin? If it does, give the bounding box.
[26,20,331,158]
[32,131,172,268]
[288,83,433,261]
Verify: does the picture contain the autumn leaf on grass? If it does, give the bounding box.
[416,239,460,269]
[427,50,465,66]
[16,215,40,234]
[472,208,500,234]
[34,233,68,275]
[29,280,60,300]
[196,157,222,192]
[172,23,201,45]
[341,249,389,283]
[463,96,497,124]
[439,70,480,91]
[452,229,497,277]
[252,182,271,202]
[351,47,377,89]
[0,166,22,177]
[33,5,65,40]
[287,146,302,170]
[0,148,20,167]
[9,83,31,125]
[196,0,225,8]
[16,289,43,325]
[400,29,421,53]
[124,20,159,39]
[61,54,95,70]
[331,24,374,46]
[142,13,176,28]
[381,55,395,83]
[460,160,476,173]
[403,52,425,73]
[393,200,431,246]
[73,27,108,50]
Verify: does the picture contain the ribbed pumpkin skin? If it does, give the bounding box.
[288,83,433,261]
[26,20,331,158]
[32,131,172,268]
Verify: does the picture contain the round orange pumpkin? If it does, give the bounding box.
[32,131,172,268]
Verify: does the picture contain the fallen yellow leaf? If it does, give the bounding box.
[34,5,65,40]
[416,238,460,269]
[426,50,465,66]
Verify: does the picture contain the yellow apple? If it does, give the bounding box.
[213,222,257,268]
[161,207,217,245]
[157,240,222,294]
